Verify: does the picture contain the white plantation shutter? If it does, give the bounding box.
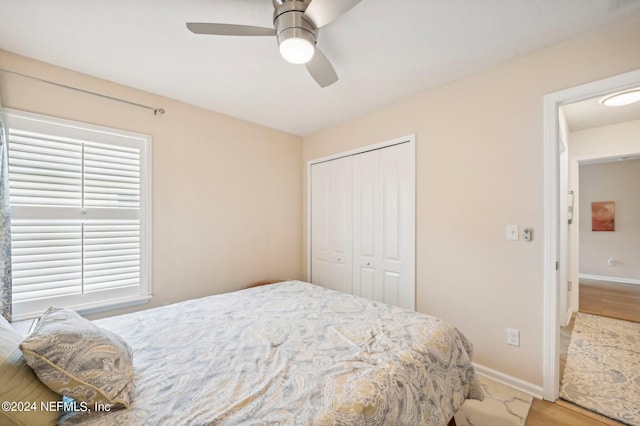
[5,110,151,319]
[83,220,141,292]
[84,144,141,208]
[8,131,83,207]
[12,221,83,302]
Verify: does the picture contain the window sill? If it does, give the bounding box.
[74,295,153,317]
[11,295,153,321]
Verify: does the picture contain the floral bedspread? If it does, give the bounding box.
[60,281,483,425]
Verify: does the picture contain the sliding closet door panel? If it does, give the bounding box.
[310,157,352,294]
[358,167,377,259]
[360,267,376,301]
[352,150,382,302]
[311,161,328,288]
[353,142,415,310]
[382,157,400,261]
[380,142,415,309]
[311,164,328,267]
[383,271,401,307]
[312,259,329,288]
[328,164,350,266]
[328,157,352,295]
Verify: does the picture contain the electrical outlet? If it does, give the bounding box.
[507,328,520,346]
[506,225,519,241]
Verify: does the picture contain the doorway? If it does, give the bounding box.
[556,101,640,421]
[543,69,640,401]
[560,98,640,328]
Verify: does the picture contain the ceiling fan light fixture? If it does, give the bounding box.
[186,0,362,87]
[600,88,640,107]
[278,28,315,64]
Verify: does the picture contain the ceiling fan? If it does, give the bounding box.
[186,0,362,88]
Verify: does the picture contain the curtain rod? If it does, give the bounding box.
[0,68,165,115]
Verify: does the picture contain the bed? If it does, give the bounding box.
[18,280,483,425]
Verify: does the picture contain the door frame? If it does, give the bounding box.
[306,133,416,285]
[542,69,640,401]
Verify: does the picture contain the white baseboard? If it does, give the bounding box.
[579,274,640,286]
[473,363,544,400]
[565,307,574,327]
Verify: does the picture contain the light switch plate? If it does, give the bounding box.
[506,225,519,241]
[507,328,520,346]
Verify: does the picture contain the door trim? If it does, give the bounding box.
[542,69,640,401]
[306,134,416,284]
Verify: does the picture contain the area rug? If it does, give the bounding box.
[560,312,640,425]
[454,376,532,426]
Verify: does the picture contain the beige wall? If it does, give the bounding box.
[0,50,304,319]
[303,14,640,386]
[579,159,640,279]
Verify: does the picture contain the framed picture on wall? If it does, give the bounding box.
[592,201,615,232]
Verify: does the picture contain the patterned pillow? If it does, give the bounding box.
[19,307,134,408]
[0,315,61,426]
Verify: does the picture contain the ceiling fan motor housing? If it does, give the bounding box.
[273,0,318,50]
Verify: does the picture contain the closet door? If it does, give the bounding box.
[310,157,353,294]
[353,143,415,310]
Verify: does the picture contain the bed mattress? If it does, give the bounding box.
[59,281,482,425]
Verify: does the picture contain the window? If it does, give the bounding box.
[5,110,152,320]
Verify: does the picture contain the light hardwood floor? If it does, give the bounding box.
[526,398,621,425]
[579,278,640,322]
[537,278,638,425]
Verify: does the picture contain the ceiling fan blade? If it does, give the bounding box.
[186,23,275,36]
[303,0,362,28]
[305,47,338,88]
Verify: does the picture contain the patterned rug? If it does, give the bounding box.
[560,312,640,425]
[454,376,532,426]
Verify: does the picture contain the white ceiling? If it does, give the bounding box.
[562,92,640,132]
[1,0,640,136]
